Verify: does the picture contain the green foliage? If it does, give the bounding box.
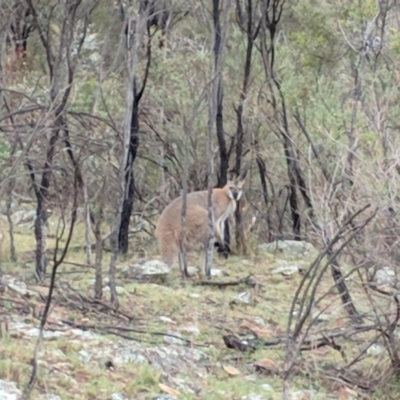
[389,27,400,55]
[288,2,339,71]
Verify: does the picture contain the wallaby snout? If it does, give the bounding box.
[232,190,240,200]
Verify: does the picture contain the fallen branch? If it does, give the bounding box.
[222,334,258,352]
[58,318,210,347]
[195,274,258,288]
[223,323,382,354]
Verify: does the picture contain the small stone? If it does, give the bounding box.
[179,325,200,336]
[103,286,126,295]
[260,383,273,392]
[253,317,265,326]
[163,331,187,345]
[291,390,318,399]
[270,265,300,276]
[245,374,258,382]
[22,328,64,339]
[211,268,223,277]
[52,349,66,358]
[12,210,36,225]
[241,394,267,400]
[232,291,251,305]
[130,260,171,278]
[151,395,177,400]
[367,343,384,356]
[111,393,128,400]
[259,240,317,258]
[79,350,91,363]
[376,267,395,286]
[7,280,37,297]
[159,316,175,324]
[188,293,200,298]
[116,286,126,295]
[114,352,148,365]
[311,311,330,323]
[185,266,198,276]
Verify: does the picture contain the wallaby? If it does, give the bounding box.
[155,170,247,277]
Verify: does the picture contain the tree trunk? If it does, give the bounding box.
[216,82,229,188]
[6,190,16,262]
[213,0,231,256]
[233,0,257,253]
[256,152,272,241]
[213,0,229,189]
[34,123,60,279]
[94,208,104,299]
[119,84,139,254]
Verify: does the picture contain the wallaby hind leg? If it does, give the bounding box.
[198,251,205,278]
[178,250,189,279]
[201,248,213,278]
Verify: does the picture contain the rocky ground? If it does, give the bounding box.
[0,215,396,399]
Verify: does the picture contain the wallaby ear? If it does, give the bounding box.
[239,168,247,181]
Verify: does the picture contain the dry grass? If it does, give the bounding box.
[0,215,398,399]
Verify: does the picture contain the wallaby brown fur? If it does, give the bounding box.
[155,170,247,276]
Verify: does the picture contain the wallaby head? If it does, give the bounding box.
[225,170,247,201]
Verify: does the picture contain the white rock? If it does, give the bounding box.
[12,210,36,225]
[270,265,301,275]
[39,395,62,400]
[111,393,128,400]
[103,286,126,295]
[159,316,175,324]
[4,278,37,297]
[253,317,266,326]
[376,267,395,286]
[260,383,274,391]
[163,331,187,345]
[0,380,22,400]
[291,390,318,399]
[241,395,267,400]
[131,260,171,277]
[311,311,330,323]
[244,374,258,382]
[18,327,64,339]
[367,343,384,356]
[187,266,198,276]
[211,268,223,277]
[179,325,200,335]
[151,395,177,400]
[232,291,251,304]
[259,240,317,258]
[79,350,91,363]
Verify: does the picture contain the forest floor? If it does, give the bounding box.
[0,214,395,400]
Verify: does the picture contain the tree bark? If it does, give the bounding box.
[233,0,259,253]
[118,4,152,254]
[119,83,139,254]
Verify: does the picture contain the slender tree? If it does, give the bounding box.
[233,0,261,253]
[25,0,94,280]
[118,2,153,255]
[212,0,232,257]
